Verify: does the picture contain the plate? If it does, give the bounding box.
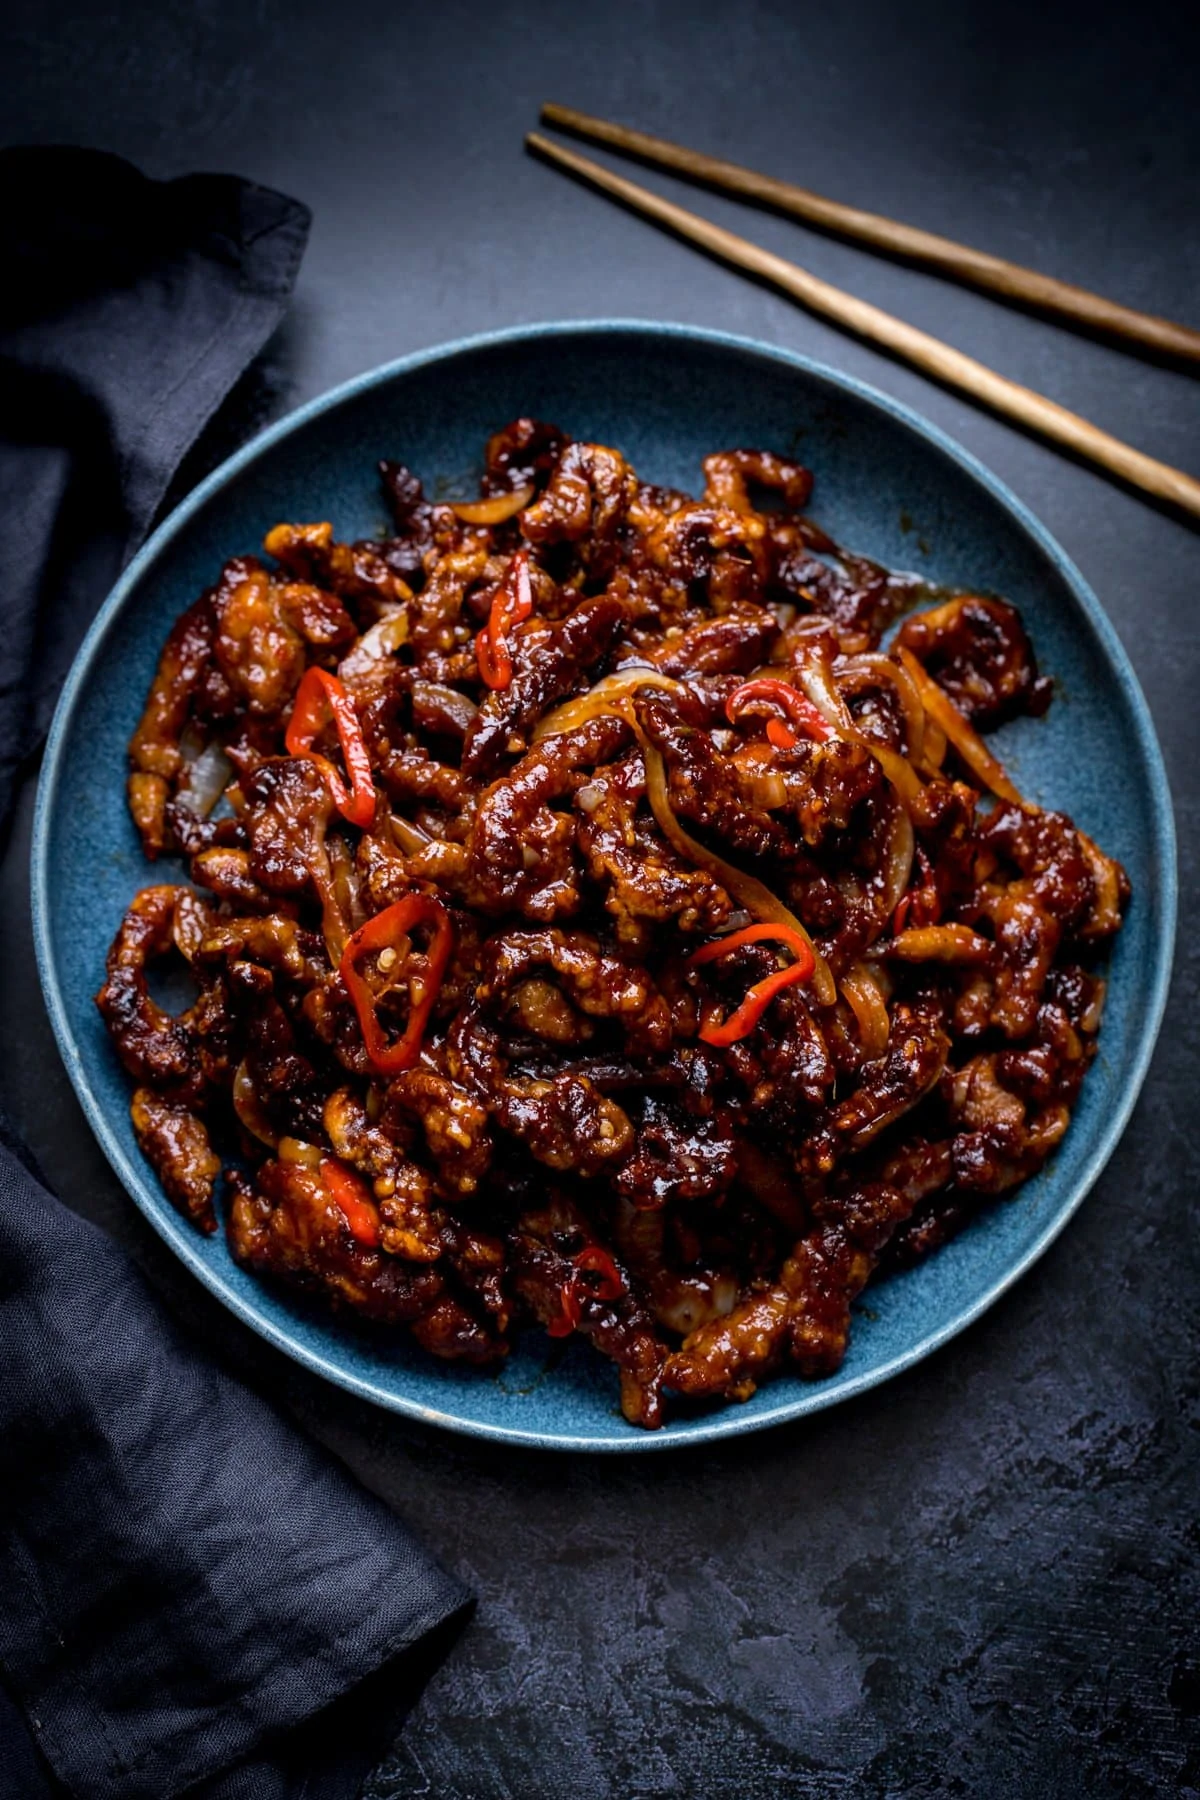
[32,322,1176,1451]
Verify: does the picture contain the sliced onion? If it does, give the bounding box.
[919,720,948,773]
[338,606,409,682]
[388,811,431,855]
[896,646,1022,803]
[449,484,534,525]
[651,1271,741,1335]
[867,741,925,811]
[308,817,352,966]
[410,679,478,738]
[877,798,916,924]
[531,668,690,743]
[233,1059,277,1148]
[792,648,854,733]
[740,765,788,811]
[1079,977,1107,1035]
[176,741,233,817]
[840,964,891,1058]
[326,832,366,937]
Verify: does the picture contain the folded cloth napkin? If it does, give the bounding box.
[0,149,471,1798]
[0,144,306,831]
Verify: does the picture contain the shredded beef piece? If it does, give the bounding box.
[386,1067,493,1197]
[491,1072,634,1177]
[639,692,793,861]
[644,501,771,611]
[771,535,921,642]
[980,802,1095,932]
[262,520,407,613]
[227,1157,449,1328]
[127,562,249,856]
[509,1201,665,1427]
[522,441,637,551]
[612,1094,738,1209]
[130,1088,221,1233]
[478,927,672,1055]
[664,1186,919,1401]
[190,847,273,909]
[96,886,208,1102]
[242,757,333,894]
[323,1085,443,1261]
[378,460,457,583]
[461,717,628,919]
[481,418,570,497]
[702,449,814,515]
[897,594,1053,727]
[640,609,781,677]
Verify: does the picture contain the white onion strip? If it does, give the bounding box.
[896,646,1023,804]
[531,668,689,743]
[840,964,891,1058]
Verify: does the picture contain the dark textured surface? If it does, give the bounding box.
[2,0,1197,1792]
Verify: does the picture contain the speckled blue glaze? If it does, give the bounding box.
[32,322,1175,1452]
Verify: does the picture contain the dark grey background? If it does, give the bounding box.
[3,1,1197,1794]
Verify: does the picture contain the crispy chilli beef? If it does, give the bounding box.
[98,424,1129,1428]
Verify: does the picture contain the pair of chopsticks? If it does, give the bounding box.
[527,105,1200,523]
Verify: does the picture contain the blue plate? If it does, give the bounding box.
[33,322,1176,1451]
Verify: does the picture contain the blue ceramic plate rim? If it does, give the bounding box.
[32,320,1177,1452]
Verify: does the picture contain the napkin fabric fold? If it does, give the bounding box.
[1,144,306,832]
[0,148,471,1800]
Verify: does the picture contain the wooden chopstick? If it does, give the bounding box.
[541,102,1200,367]
[526,132,1200,524]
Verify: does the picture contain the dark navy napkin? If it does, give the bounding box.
[0,144,308,831]
[0,149,471,1798]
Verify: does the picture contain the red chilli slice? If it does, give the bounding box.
[319,1157,381,1248]
[475,550,533,691]
[285,666,377,826]
[687,922,817,1047]
[726,678,832,749]
[547,1246,626,1337]
[338,895,454,1076]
